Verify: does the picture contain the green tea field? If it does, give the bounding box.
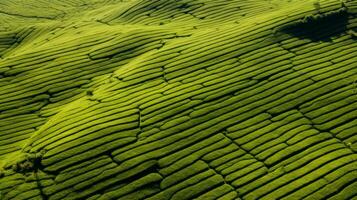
[0,0,356,199]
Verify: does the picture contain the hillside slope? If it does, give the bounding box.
[0,0,357,199]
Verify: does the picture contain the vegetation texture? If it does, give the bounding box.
[0,0,357,199]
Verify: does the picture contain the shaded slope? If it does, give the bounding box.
[0,0,357,200]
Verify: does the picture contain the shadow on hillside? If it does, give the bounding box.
[278,8,350,42]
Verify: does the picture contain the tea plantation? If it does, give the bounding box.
[0,0,356,199]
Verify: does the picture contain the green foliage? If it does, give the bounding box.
[0,0,356,200]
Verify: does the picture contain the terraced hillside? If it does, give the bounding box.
[0,0,357,199]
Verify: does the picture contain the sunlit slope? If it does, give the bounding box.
[0,0,357,199]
